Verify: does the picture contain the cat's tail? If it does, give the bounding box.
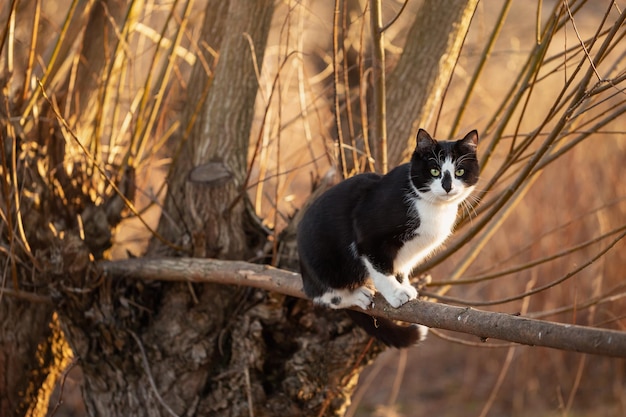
[346,310,428,348]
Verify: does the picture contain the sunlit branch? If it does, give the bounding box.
[423,5,626,278]
[100,257,626,358]
[370,0,387,173]
[332,0,348,178]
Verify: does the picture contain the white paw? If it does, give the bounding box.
[349,286,375,310]
[384,284,418,308]
[402,282,418,299]
[416,324,429,342]
[315,286,374,310]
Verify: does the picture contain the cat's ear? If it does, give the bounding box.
[415,129,437,152]
[457,130,478,150]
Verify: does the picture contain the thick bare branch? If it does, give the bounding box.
[100,257,626,358]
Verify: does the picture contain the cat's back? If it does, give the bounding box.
[297,173,381,245]
[321,172,381,200]
[302,173,381,220]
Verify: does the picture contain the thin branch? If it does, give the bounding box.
[332,0,348,178]
[380,0,409,33]
[430,328,515,348]
[0,287,52,304]
[432,222,626,286]
[341,0,358,173]
[48,358,79,417]
[370,0,387,173]
[449,0,512,137]
[129,331,180,417]
[100,257,626,358]
[564,0,603,82]
[0,0,19,59]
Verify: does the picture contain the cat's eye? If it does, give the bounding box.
[430,168,440,177]
[455,168,465,177]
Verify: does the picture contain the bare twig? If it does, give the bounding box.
[380,0,409,33]
[430,328,515,348]
[100,257,626,358]
[48,358,79,417]
[564,0,603,82]
[332,0,348,178]
[0,287,52,304]
[478,278,533,417]
[449,0,512,137]
[129,331,180,417]
[370,0,387,173]
[244,368,254,417]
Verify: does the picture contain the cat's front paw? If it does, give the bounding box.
[384,284,418,308]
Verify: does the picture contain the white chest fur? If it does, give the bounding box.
[393,198,459,277]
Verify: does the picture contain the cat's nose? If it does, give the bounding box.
[442,171,452,193]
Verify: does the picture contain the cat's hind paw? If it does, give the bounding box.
[384,284,418,308]
[314,286,374,310]
[348,286,375,310]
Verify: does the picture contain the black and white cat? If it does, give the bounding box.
[297,129,479,348]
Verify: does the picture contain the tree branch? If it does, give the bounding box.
[370,0,388,174]
[100,257,626,358]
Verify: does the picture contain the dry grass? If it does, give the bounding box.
[2,0,625,416]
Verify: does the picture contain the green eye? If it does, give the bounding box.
[455,168,465,177]
[430,168,440,177]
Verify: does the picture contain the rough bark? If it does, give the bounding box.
[0,298,54,417]
[386,0,479,164]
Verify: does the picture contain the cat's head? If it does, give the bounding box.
[409,129,479,204]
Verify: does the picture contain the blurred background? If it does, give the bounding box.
[2,0,625,416]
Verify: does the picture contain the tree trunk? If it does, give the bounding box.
[151,0,259,260]
[386,0,479,164]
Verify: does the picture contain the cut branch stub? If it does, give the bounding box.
[188,161,234,186]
